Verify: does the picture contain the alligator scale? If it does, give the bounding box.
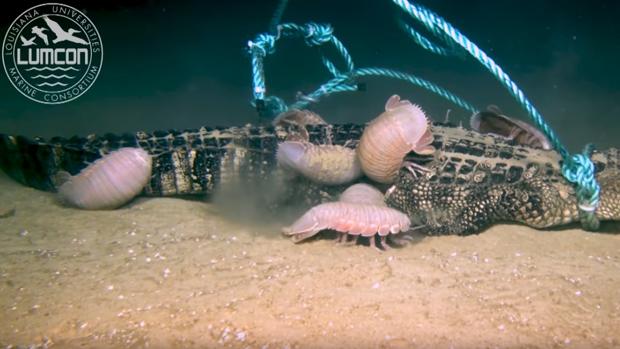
[1,115,619,237]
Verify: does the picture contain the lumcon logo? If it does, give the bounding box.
[2,3,103,104]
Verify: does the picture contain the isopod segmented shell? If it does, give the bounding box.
[283,201,411,243]
[283,183,410,243]
[338,183,385,206]
[57,148,152,210]
[357,94,434,183]
[277,141,362,185]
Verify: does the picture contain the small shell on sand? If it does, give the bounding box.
[357,94,434,184]
[57,148,152,210]
[277,141,362,185]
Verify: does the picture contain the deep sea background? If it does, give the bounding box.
[1,0,619,152]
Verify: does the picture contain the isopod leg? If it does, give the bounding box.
[336,232,347,243]
[344,234,359,246]
[379,236,391,250]
[403,160,431,178]
[369,235,387,251]
[336,233,359,246]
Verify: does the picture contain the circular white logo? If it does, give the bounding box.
[2,3,103,104]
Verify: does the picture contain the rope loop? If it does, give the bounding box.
[247,33,277,57]
[303,22,333,46]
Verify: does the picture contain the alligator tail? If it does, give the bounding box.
[0,133,100,191]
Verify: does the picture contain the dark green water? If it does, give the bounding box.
[1,0,619,152]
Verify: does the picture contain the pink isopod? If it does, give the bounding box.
[57,148,152,210]
[283,184,411,249]
[357,94,435,184]
[277,141,362,185]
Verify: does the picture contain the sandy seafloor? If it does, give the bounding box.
[0,170,619,349]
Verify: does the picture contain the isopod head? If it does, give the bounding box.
[282,204,328,243]
[276,141,307,172]
[384,95,435,155]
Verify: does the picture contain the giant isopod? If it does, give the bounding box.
[357,94,435,184]
[470,106,552,150]
[57,147,152,210]
[272,109,328,142]
[272,108,327,128]
[283,183,411,249]
[277,141,362,185]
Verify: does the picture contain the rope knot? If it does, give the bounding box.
[303,23,333,46]
[255,96,288,119]
[247,33,276,57]
[561,145,601,229]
